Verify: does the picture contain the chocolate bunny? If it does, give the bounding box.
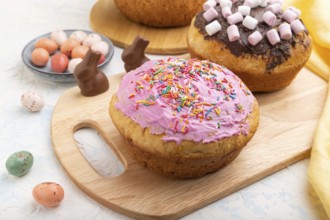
[74,50,109,97]
[122,35,150,72]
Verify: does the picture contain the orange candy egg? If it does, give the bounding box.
[71,45,89,59]
[60,39,80,58]
[35,38,58,54]
[32,182,64,208]
[51,53,69,73]
[31,48,49,67]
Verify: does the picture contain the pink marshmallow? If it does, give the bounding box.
[205,20,222,36]
[231,0,238,3]
[227,25,240,42]
[267,29,281,45]
[287,6,301,17]
[203,7,219,22]
[248,31,263,45]
[262,11,277,26]
[203,0,217,11]
[266,3,282,14]
[282,9,298,23]
[278,22,292,40]
[227,12,243,25]
[243,15,258,30]
[222,6,232,18]
[290,19,305,34]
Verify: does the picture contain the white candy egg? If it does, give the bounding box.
[68,58,83,73]
[69,31,87,44]
[21,91,44,112]
[50,30,67,46]
[83,34,102,48]
[91,41,109,56]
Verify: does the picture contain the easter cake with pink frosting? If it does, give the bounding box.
[187,0,312,92]
[109,58,259,179]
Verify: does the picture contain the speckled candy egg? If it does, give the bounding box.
[21,91,44,112]
[33,182,64,207]
[50,30,67,46]
[91,41,109,56]
[69,30,87,44]
[82,33,102,48]
[6,151,34,177]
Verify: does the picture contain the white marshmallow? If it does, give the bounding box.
[244,0,259,8]
[259,0,268,7]
[238,5,251,16]
[205,20,222,36]
[266,3,282,14]
[243,16,258,30]
[219,0,232,8]
[287,6,301,17]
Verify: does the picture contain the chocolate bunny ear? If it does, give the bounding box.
[84,49,101,66]
[122,35,149,60]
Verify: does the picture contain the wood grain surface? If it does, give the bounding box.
[51,68,327,220]
[89,0,189,55]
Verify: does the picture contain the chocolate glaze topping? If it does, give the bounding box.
[194,0,310,71]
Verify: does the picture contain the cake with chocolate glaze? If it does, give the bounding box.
[187,0,312,92]
[113,0,204,27]
[109,58,259,179]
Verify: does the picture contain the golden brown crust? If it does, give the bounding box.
[109,95,259,179]
[187,17,313,92]
[113,0,204,27]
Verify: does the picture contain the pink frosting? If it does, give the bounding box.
[115,58,255,144]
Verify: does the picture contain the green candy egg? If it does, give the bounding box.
[6,151,34,177]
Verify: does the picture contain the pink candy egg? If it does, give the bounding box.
[51,53,69,73]
[32,182,64,208]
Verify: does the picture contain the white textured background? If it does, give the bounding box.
[0,0,328,219]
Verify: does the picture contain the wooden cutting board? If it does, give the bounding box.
[51,68,327,220]
[89,0,189,55]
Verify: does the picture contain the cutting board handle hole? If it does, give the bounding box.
[74,127,125,177]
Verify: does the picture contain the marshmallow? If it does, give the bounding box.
[227,12,243,25]
[231,0,238,3]
[205,20,222,36]
[203,7,219,22]
[238,5,251,16]
[248,31,263,45]
[267,29,281,45]
[227,25,240,42]
[282,9,298,23]
[290,19,305,34]
[222,6,232,18]
[262,11,277,26]
[266,3,282,14]
[219,0,232,8]
[203,0,217,11]
[259,0,268,7]
[243,15,258,30]
[287,6,301,17]
[244,0,259,8]
[278,22,292,40]
[270,0,283,4]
